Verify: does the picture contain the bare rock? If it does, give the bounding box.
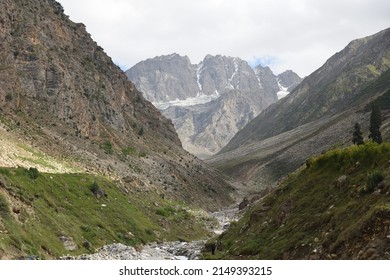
[337,175,348,187]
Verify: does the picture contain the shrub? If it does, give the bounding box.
[155,206,175,217]
[122,147,136,156]
[101,141,113,154]
[28,167,39,179]
[366,170,385,193]
[138,126,144,136]
[0,194,9,218]
[139,151,147,158]
[89,182,100,194]
[5,94,13,102]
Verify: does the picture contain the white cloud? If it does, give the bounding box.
[58,0,390,76]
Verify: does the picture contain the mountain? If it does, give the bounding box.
[208,28,390,188]
[206,142,390,259]
[0,0,234,259]
[127,54,301,158]
[276,70,303,99]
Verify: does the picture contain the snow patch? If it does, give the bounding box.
[276,78,289,99]
[254,68,263,89]
[153,91,220,110]
[228,58,239,89]
[196,63,203,92]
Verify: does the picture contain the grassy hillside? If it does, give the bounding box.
[0,167,212,259]
[206,142,390,259]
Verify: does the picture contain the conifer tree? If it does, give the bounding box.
[368,104,382,144]
[352,122,364,145]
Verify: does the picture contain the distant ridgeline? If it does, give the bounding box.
[127,54,302,158]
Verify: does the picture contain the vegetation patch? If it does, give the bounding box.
[100,141,113,154]
[0,167,210,259]
[208,142,390,259]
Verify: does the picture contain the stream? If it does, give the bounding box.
[61,206,240,260]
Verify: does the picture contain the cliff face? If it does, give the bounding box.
[0,0,234,211]
[0,0,178,145]
[127,54,301,157]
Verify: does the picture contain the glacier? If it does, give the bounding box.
[276,79,289,99]
[153,91,221,110]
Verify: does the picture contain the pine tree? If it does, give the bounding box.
[352,122,364,145]
[368,104,382,144]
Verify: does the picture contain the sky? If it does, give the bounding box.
[58,0,390,77]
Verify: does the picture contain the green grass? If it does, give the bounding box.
[0,167,209,259]
[100,141,113,154]
[209,142,390,259]
[122,146,137,156]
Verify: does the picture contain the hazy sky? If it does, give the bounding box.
[58,0,390,77]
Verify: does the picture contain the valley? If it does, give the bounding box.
[0,0,389,261]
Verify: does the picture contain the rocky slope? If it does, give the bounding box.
[209,28,390,188]
[0,0,234,258]
[127,54,301,158]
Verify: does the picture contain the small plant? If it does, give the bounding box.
[101,141,113,154]
[366,170,385,193]
[89,182,100,194]
[155,206,175,217]
[5,94,13,102]
[122,147,136,156]
[89,182,107,198]
[139,151,147,158]
[0,194,9,218]
[28,167,39,179]
[138,126,144,136]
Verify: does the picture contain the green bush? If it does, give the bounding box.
[156,206,175,217]
[0,194,9,218]
[138,126,144,136]
[28,167,39,179]
[139,151,147,158]
[366,170,385,193]
[100,141,113,154]
[122,147,136,156]
[89,182,100,194]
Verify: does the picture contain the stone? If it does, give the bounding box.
[337,175,348,187]
[238,197,249,210]
[372,190,381,196]
[59,236,78,251]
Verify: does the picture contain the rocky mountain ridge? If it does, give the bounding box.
[209,27,390,189]
[127,54,301,157]
[0,0,234,259]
